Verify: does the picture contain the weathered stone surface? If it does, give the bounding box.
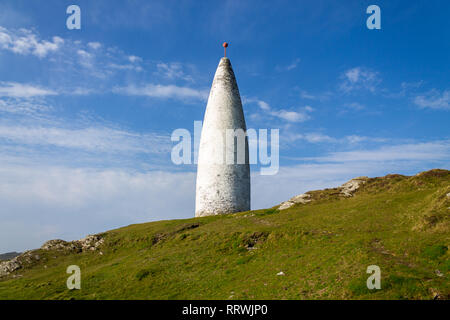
[40,235,104,252]
[41,239,75,251]
[0,258,21,276]
[1,234,104,278]
[339,176,368,197]
[77,235,104,251]
[278,177,368,210]
[0,250,38,277]
[278,193,311,210]
[195,57,250,217]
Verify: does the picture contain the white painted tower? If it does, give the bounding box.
[195,44,250,217]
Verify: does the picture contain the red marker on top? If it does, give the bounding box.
[223,42,228,57]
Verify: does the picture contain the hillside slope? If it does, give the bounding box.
[0,169,449,300]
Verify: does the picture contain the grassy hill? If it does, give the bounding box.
[0,169,449,300]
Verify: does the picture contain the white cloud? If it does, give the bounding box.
[414,89,450,110]
[276,58,301,71]
[284,132,389,145]
[340,67,380,93]
[87,42,102,50]
[286,58,301,70]
[76,49,95,69]
[295,133,336,143]
[0,97,53,117]
[67,87,97,96]
[304,140,450,162]
[401,81,424,90]
[77,49,92,58]
[108,63,143,72]
[256,100,271,111]
[300,90,315,99]
[0,26,64,58]
[156,62,193,81]
[114,84,208,101]
[0,124,169,155]
[0,26,149,82]
[246,98,313,123]
[271,108,312,122]
[0,82,57,98]
[128,55,142,63]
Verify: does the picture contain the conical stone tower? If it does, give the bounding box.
[195,53,250,217]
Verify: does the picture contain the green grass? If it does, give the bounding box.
[0,169,449,300]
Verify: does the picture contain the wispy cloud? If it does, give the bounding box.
[277,58,301,71]
[298,89,333,102]
[300,90,315,99]
[339,67,380,93]
[0,97,53,118]
[246,98,314,122]
[303,140,450,162]
[284,132,387,145]
[271,108,312,122]
[87,42,102,50]
[0,82,56,98]
[0,26,147,85]
[0,26,64,58]
[0,124,169,155]
[156,62,193,81]
[414,89,450,110]
[114,84,208,101]
[401,81,424,90]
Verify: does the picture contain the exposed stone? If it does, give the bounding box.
[40,235,104,253]
[276,271,285,276]
[279,193,311,210]
[1,234,104,278]
[77,235,104,251]
[41,239,76,251]
[278,176,368,210]
[0,258,21,276]
[339,176,368,197]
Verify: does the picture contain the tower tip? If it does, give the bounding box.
[222,42,228,57]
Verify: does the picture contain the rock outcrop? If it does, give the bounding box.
[278,176,368,210]
[41,235,104,252]
[0,234,104,278]
[340,177,368,197]
[0,251,40,278]
[278,193,312,210]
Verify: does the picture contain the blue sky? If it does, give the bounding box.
[0,0,449,252]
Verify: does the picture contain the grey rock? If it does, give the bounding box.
[339,177,368,197]
[279,193,311,210]
[1,234,104,278]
